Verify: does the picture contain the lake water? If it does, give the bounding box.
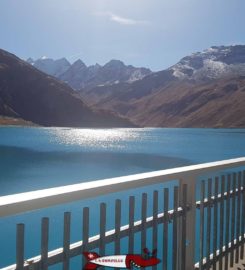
[0,127,245,268]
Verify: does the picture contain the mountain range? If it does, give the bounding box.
[0,49,134,127]
[2,45,245,128]
[76,45,245,127]
[27,57,152,90]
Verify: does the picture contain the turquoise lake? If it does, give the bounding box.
[0,127,245,268]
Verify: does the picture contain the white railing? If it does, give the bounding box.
[0,157,245,270]
[1,157,245,218]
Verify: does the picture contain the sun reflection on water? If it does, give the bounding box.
[49,128,142,150]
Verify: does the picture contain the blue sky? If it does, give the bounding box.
[1,0,245,71]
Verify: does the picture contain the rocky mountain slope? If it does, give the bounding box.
[0,49,134,127]
[78,45,245,127]
[28,57,152,90]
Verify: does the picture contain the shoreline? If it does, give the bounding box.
[0,116,37,127]
[1,116,245,129]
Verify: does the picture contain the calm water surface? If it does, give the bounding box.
[0,127,245,268]
[1,127,245,195]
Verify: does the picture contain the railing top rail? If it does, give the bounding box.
[1,157,245,218]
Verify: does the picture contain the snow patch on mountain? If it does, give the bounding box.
[128,69,150,82]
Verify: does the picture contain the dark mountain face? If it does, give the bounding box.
[78,45,245,128]
[59,59,89,89]
[0,49,135,127]
[28,57,152,90]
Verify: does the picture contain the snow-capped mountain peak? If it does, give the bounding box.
[170,45,245,81]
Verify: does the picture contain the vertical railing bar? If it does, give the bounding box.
[152,191,158,270]
[163,188,169,270]
[219,176,225,270]
[224,174,231,270]
[141,193,147,253]
[172,186,178,270]
[181,184,187,270]
[114,199,121,270]
[179,176,196,270]
[206,178,212,269]
[63,212,71,270]
[200,181,205,270]
[114,199,121,255]
[235,172,242,263]
[128,196,135,254]
[99,203,106,270]
[99,203,106,255]
[241,170,245,260]
[41,217,49,270]
[213,176,219,270]
[16,223,25,270]
[82,207,89,269]
[230,173,236,268]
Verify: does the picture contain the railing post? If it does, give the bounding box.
[178,174,197,270]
